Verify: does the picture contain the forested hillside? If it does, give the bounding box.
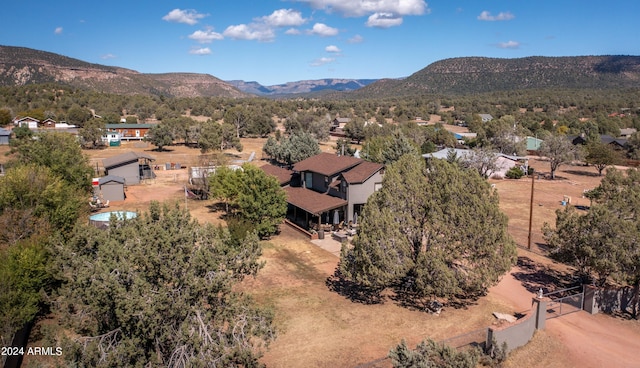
[351,56,640,98]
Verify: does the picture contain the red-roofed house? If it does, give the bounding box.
[285,152,384,232]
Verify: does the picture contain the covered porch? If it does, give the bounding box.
[283,187,347,237]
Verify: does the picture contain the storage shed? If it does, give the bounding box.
[102,152,156,185]
[0,128,10,145]
[98,175,126,201]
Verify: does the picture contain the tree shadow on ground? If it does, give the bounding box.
[512,256,577,294]
[325,270,383,305]
[205,202,232,215]
[150,147,175,152]
[562,169,600,177]
[389,288,479,313]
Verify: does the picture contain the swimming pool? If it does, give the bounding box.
[90,211,137,228]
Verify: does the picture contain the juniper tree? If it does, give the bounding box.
[545,168,640,318]
[584,141,621,176]
[145,122,175,151]
[53,202,275,367]
[389,339,479,368]
[339,155,516,306]
[235,164,287,239]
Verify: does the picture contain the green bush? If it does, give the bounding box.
[505,166,524,179]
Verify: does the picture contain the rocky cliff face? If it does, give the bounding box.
[0,45,248,98]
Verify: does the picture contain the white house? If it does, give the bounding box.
[423,148,528,178]
[101,132,121,146]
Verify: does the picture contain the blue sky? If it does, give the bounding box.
[1,1,638,85]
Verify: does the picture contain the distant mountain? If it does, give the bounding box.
[351,56,640,98]
[0,45,248,98]
[226,78,378,96]
[2,46,639,99]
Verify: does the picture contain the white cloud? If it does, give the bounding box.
[189,47,212,55]
[100,53,117,60]
[188,29,224,43]
[497,40,520,49]
[294,0,428,17]
[308,23,339,36]
[366,12,403,28]
[311,57,335,66]
[325,45,341,53]
[348,34,364,43]
[223,24,275,41]
[285,28,301,35]
[261,9,306,27]
[162,9,207,25]
[54,27,63,35]
[477,11,514,21]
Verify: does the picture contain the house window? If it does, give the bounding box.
[305,172,313,189]
[374,182,382,191]
[341,181,346,193]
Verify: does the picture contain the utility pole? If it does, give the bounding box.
[528,170,535,250]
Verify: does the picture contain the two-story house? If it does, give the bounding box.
[282,152,384,232]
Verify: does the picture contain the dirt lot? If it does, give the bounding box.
[9,138,640,367]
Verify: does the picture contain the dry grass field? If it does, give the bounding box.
[5,137,640,367]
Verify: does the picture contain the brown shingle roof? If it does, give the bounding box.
[259,164,293,186]
[293,152,362,177]
[284,187,347,215]
[341,161,384,184]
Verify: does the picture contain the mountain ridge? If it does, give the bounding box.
[1,45,639,99]
[349,55,640,97]
[0,45,248,98]
[226,78,378,95]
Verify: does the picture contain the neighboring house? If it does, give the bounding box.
[454,132,478,143]
[478,114,494,123]
[600,135,628,150]
[526,136,544,154]
[54,122,77,129]
[423,148,528,178]
[13,116,39,129]
[619,128,637,138]
[101,132,122,146]
[102,152,156,185]
[0,128,11,145]
[42,118,57,128]
[98,175,126,201]
[330,117,351,131]
[105,123,153,140]
[284,152,384,230]
[568,134,628,149]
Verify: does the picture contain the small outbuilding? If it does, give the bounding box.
[103,151,156,185]
[0,128,10,145]
[98,175,126,201]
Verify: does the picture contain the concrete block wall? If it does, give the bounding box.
[487,297,548,353]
